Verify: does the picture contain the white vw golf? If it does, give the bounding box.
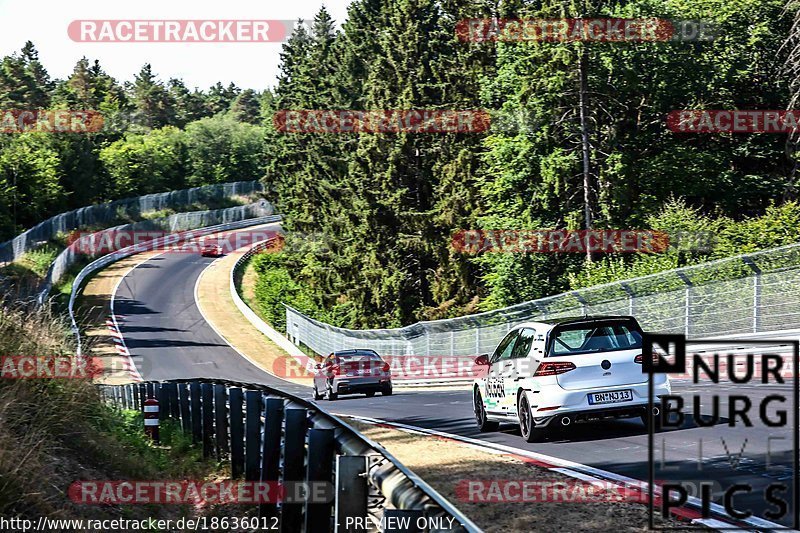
[472,316,671,442]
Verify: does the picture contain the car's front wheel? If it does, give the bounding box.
[474,388,499,432]
[518,394,545,442]
[365,391,376,398]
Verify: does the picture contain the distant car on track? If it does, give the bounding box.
[200,242,223,257]
[472,315,671,442]
[313,349,392,400]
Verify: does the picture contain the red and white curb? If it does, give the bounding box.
[106,314,142,382]
[342,415,777,532]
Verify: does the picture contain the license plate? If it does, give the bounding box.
[588,389,633,405]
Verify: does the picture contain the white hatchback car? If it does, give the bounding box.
[472,316,671,442]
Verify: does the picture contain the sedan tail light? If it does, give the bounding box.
[634,352,660,365]
[381,362,390,373]
[533,362,576,376]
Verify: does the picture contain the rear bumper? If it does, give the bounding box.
[529,379,670,426]
[335,378,391,394]
[535,403,652,426]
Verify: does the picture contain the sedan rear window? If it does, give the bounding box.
[336,352,382,363]
[547,322,642,356]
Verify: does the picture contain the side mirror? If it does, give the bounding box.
[475,354,490,366]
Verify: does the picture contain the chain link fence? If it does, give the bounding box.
[286,243,800,358]
[0,180,263,265]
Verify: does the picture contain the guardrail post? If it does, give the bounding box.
[157,383,169,421]
[281,408,307,533]
[244,390,262,481]
[677,272,693,337]
[166,383,179,419]
[229,387,245,478]
[201,383,214,457]
[178,383,191,434]
[334,456,368,533]
[137,383,146,411]
[259,398,284,520]
[190,382,202,444]
[146,382,155,400]
[132,383,140,411]
[304,428,335,532]
[213,384,228,458]
[620,282,635,317]
[742,257,762,333]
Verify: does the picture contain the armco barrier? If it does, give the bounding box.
[99,379,479,533]
[0,180,263,265]
[230,238,309,362]
[285,241,800,360]
[68,215,282,357]
[37,201,274,304]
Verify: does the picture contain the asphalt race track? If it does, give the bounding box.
[115,248,797,527]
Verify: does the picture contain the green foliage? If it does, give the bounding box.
[258,0,800,327]
[251,252,318,330]
[184,116,266,185]
[99,126,187,197]
[0,42,264,241]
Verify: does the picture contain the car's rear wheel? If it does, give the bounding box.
[474,388,499,432]
[381,384,393,396]
[326,383,338,401]
[518,395,545,442]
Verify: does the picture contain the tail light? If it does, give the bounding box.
[382,362,390,372]
[330,365,341,376]
[533,362,576,376]
[635,352,660,365]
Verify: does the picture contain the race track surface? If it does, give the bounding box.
[115,249,796,527]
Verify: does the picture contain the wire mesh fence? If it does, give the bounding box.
[286,243,800,359]
[0,180,263,265]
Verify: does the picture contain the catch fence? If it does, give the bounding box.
[286,243,800,359]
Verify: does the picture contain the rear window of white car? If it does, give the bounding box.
[548,322,642,356]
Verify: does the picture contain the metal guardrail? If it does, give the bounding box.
[230,238,309,361]
[99,379,479,533]
[68,215,282,357]
[37,201,274,305]
[0,180,263,264]
[285,242,800,360]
